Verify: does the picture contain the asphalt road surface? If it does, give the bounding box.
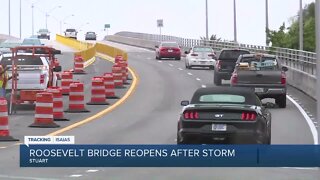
[0,40,318,179]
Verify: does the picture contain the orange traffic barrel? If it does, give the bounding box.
[87,77,109,105]
[46,87,69,121]
[73,55,86,74]
[0,98,18,141]
[29,92,60,128]
[65,82,90,113]
[103,73,118,99]
[112,64,125,89]
[61,71,73,95]
[116,61,129,85]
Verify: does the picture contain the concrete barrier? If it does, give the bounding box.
[96,42,128,60]
[105,34,317,99]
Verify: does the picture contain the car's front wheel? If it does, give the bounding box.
[276,95,286,108]
[175,57,181,60]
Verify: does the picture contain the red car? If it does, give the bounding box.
[155,42,181,60]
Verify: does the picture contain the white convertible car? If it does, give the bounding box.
[184,46,216,69]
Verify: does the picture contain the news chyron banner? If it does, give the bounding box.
[20,136,320,167]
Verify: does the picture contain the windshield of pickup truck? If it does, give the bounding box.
[219,50,250,60]
[0,56,44,66]
[238,57,279,71]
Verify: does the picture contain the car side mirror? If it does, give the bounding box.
[155,45,159,48]
[282,66,288,72]
[53,65,62,72]
[53,49,61,54]
[41,44,45,46]
[184,51,189,54]
[181,100,189,106]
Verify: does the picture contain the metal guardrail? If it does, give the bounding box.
[116,31,317,76]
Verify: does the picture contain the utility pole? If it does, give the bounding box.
[233,0,237,43]
[205,0,209,40]
[265,0,269,46]
[315,0,320,145]
[8,0,11,36]
[299,0,304,50]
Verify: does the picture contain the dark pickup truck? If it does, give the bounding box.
[230,54,288,108]
[214,48,250,85]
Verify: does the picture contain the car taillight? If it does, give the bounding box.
[231,73,238,85]
[208,54,215,57]
[191,53,198,56]
[241,112,256,121]
[160,48,166,51]
[216,60,221,70]
[40,74,45,84]
[281,72,286,84]
[183,111,199,120]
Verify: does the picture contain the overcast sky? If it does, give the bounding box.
[0,0,315,45]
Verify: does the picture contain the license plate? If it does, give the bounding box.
[255,88,264,93]
[168,50,173,52]
[212,124,227,131]
[201,61,206,64]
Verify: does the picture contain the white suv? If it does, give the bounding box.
[64,29,77,39]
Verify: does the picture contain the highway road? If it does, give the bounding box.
[0,40,318,179]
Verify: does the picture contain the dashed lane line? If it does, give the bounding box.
[169,64,173,67]
[69,175,83,178]
[196,78,201,81]
[86,170,99,173]
[187,72,193,76]
[178,68,183,71]
[201,85,207,88]
[158,61,162,63]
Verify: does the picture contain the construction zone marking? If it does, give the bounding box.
[46,53,139,136]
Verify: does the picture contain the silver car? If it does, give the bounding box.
[185,46,216,69]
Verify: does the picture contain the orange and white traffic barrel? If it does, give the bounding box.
[87,77,109,105]
[65,82,90,113]
[0,98,18,141]
[46,87,69,121]
[73,55,86,74]
[112,65,125,89]
[61,71,73,95]
[103,73,118,99]
[116,61,129,85]
[29,92,60,128]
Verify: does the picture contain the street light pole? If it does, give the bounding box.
[299,0,304,50]
[315,0,320,145]
[45,5,62,30]
[205,0,209,40]
[20,0,22,39]
[60,14,74,34]
[32,3,34,35]
[8,0,11,36]
[265,0,269,46]
[233,0,237,43]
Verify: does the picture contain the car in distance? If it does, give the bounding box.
[185,46,216,69]
[64,28,78,39]
[21,38,43,46]
[177,86,271,144]
[230,53,288,108]
[85,32,97,40]
[155,42,181,60]
[214,48,250,85]
[37,29,50,40]
[0,39,22,54]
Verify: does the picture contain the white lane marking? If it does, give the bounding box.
[0,175,59,180]
[86,170,99,173]
[187,72,193,76]
[313,121,318,124]
[0,147,7,149]
[178,68,183,71]
[196,78,201,81]
[147,57,151,60]
[169,64,173,67]
[281,167,319,170]
[287,95,318,145]
[70,175,83,177]
[158,61,162,63]
[201,85,207,88]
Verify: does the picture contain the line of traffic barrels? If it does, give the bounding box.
[0,55,130,140]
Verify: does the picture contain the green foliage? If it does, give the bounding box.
[267,2,315,52]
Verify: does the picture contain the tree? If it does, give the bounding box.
[267,2,315,52]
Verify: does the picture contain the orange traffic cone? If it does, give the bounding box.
[0,98,18,141]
